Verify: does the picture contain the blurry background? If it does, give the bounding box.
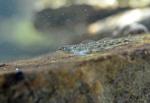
[0,0,150,61]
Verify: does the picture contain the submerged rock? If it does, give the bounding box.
[0,35,150,103]
[113,23,149,36]
[88,8,150,38]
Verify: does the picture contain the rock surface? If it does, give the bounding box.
[88,8,150,38]
[0,35,150,103]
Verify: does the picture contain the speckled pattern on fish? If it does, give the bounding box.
[59,36,139,55]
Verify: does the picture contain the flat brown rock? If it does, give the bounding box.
[0,35,150,103]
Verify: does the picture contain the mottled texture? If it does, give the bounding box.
[0,35,150,103]
[59,36,139,55]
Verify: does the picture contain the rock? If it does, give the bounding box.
[0,34,150,103]
[88,8,150,38]
[113,23,149,36]
[33,4,128,41]
[34,5,128,30]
